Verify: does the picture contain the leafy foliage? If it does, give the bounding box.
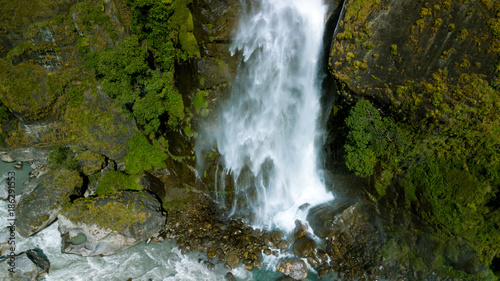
[128,0,199,69]
[344,95,500,271]
[91,36,185,136]
[344,99,407,177]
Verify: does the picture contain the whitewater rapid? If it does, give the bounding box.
[215,0,334,232]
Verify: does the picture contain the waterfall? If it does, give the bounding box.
[214,0,333,232]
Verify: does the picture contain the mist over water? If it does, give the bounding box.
[214,0,334,232]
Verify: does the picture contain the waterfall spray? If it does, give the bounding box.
[214,0,333,232]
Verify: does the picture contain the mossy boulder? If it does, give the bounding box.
[16,169,83,237]
[65,88,137,161]
[74,150,106,175]
[0,60,63,121]
[58,191,165,256]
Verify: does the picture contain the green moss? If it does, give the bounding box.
[6,41,33,62]
[390,44,397,56]
[179,29,200,58]
[0,0,74,35]
[163,83,185,127]
[489,18,500,38]
[374,169,393,198]
[183,126,193,137]
[0,60,63,120]
[193,90,208,112]
[96,171,141,196]
[32,214,50,228]
[64,193,150,231]
[433,18,443,27]
[440,48,455,60]
[0,100,15,124]
[162,196,189,212]
[459,29,469,40]
[419,8,432,17]
[65,89,134,160]
[124,134,168,174]
[70,1,116,41]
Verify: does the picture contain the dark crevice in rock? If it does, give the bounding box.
[317,0,346,179]
[212,39,233,44]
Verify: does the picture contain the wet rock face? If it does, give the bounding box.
[137,170,167,199]
[276,258,308,281]
[307,198,359,239]
[16,169,83,237]
[58,191,165,256]
[0,249,50,281]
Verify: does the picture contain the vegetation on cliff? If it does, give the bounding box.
[337,1,500,278]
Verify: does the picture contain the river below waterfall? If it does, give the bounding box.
[0,165,325,280]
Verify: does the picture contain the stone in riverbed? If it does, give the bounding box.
[0,249,50,281]
[294,220,308,239]
[306,198,355,239]
[225,250,240,269]
[293,236,316,258]
[277,239,290,249]
[16,169,83,237]
[225,272,236,281]
[276,258,308,280]
[58,191,165,256]
[271,230,282,244]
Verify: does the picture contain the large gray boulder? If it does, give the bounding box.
[16,169,83,237]
[58,191,165,256]
[0,249,50,281]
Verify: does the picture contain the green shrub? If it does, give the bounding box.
[91,35,185,136]
[48,146,79,171]
[344,99,407,177]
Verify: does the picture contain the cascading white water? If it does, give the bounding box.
[215,0,334,232]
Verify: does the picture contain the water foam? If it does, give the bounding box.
[214,0,334,232]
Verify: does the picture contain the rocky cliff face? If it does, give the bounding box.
[330,0,499,115]
[325,0,500,279]
[0,0,135,163]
